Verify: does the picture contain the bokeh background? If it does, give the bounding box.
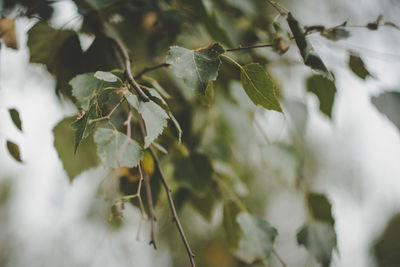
[1,0,400,266]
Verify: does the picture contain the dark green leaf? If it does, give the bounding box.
[297,222,337,267]
[307,192,335,226]
[53,117,100,181]
[240,63,282,112]
[27,22,84,98]
[348,54,371,80]
[94,128,143,168]
[236,213,278,263]
[372,91,400,131]
[373,213,400,267]
[8,108,22,132]
[6,140,22,163]
[173,153,213,196]
[306,75,337,118]
[287,13,332,79]
[72,105,98,153]
[124,90,169,147]
[166,43,225,94]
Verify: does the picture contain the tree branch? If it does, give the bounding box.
[137,115,196,267]
[142,163,157,249]
[106,35,150,102]
[135,63,171,79]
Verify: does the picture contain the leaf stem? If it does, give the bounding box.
[272,249,288,267]
[226,43,274,52]
[135,63,171,79]
[220,54,243,70]
[88,98,123,123]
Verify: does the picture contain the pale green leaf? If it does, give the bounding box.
[236,213,278,263]
[94,71,118,82]
[6,140,22,163]
[53,117,100,181]
[8,108,22,132]
[306,75,337,118]
[124,90,169,147]
[297,222,337,267]
[94,128,143,168]
[240,63,282,112]
[166,43,225,94]
[70,73,103,110]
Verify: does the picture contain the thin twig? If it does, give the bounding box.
[137,112,196,266]
[89,98,124,123]
[273,249,288,267]
[105,35,150,102]
[149,148,196,267]
[227,43,274,52]
[142,163,157,249]
[266,0,288,16]
[135,63,171,79]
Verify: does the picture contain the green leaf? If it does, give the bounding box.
[173,153,213,195]
[6,140,22,163]
[348,54,371,80]
[147,88,182,142]
[94,128,143,168]
[198,81,215,106]
[53,117,100,181]
[8,108,22,132]
[287,13,332,79]
[166,43,225,94]
[27,22,84,98]
[240,63,282,112]
[124,90,169,147]
[94,71,118,82]
[72,105,98,153]
[372,91,400,131]
[307,192,335,226]
[236,213,278,263]
[306,75,337,118]
[373,213,400,267]
[297,222,337,267]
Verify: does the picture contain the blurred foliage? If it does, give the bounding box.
[1,0,400,266]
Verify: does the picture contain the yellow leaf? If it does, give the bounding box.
[0,18,17,50]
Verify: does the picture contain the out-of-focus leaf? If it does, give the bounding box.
[27,22,84,98]
[223,201,241,246]
[0,17,17,49]
[166,43,225,94]
[348,54,371,80]
[8,108,22,132]
[94,128,143,168]
[321,28,350,41]
[173,153,213,195]
[240,63,282,112]
[287,13,332,79]
[306,75,337,118]
[372,91,400,131]
[236,213,278,263]
[198,81,214,106]
[72,104,98,153]
[307,192,335,225]
[297,222,337,267]
[53,117,100,181]
[373,213,400,267]
[6,140,22,163]
[124,90,169,147]
[284,100,308,135]
[94,71,118,82]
